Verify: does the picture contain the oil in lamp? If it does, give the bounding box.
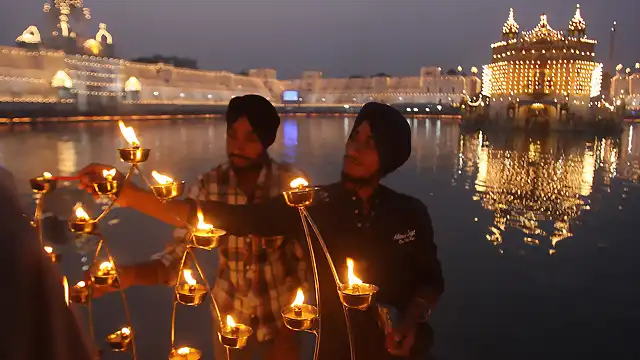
[29,171,57,193]
[93,168,119,195]
[175,269,207,306]
[44,245,61,263]
[169,346,202,360]
[218,315,252,349]
[283,177,317,207]
[106,326,133,351]
[91,261,117,286]
[118,120,150,163]
[150,171,185,200]
[191,207,225,249]
[69,280,89,305]
[281,288,318,332]
[69,203,97,234]
[338,258,378,310]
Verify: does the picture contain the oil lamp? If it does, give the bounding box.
[283,177,317,207]
[44,245,61,263]
[169,346,202,360]
[29,171,57,193]
[150,170,185,200]
[118,120,150,163]
[191,207,225,249]
[106,326,133,351]
[63,276,69,306]
[69,203,97,234]
[281,288,318,332]
[93,168,119,195]
[338,258,378,310]
[175,269,207,306]
[91,261,117,286]
[69,280,89,305]
[218,315,252,349]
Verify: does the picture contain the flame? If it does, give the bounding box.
[63,276,69,306]
[121,327,131,336]
[196,208,214,231]
[99,261,113,272]
[73,203,90,220]
[42,172,53,179]
[289,177,308,188]
[177,347,191,355]
[151,171,174,185]
[102,168,116,179]
[346,258,363,285]
[118,120,140,147]
[183,269,197,286]
[76,281,86,288]
[291,288,304,306]
[44,246,53,254]
[226,315,236,328]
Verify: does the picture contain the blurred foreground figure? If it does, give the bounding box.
[0,166,93,360]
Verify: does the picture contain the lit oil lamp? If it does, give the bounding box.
[91,261,117,286]
[117,120,150,163]
[175,269,207,306]
[63,276,69,306]
[29,171,57,193]
[191,207,225,249]
[150,170,185,200]
[338,258,378,310]
[281,288,319,332]
[69,280,90,305]
[106,326,132,351]
[68,203,97,234]
[218,315,252,349]
[283,177,317,207]
[44,245,61,263]
[93,168,119,195]
[169,346,202,360]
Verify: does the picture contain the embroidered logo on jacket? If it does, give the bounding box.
[393,229,415,244]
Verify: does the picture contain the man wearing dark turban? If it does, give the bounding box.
[77,95,309,360]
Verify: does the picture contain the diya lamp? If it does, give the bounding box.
[150,171,185,200]
[175,269,207,306]
[29,171,57,193]
[338,258,378,310]
[169,346,202,360]
[218,315,252,349]
[44,245,61,263]
[91,261,117,287]
[106,326,133,351]
[283,177,317,207]
[117,120,150,163]
[68,203,97,234]
[191,207,225,249]
[69,280,90,305]
[281,288,319,332]
[93,168,119,195]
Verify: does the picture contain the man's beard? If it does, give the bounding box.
[228,153,267,173]
[340,171,379,188]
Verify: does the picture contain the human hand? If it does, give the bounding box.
[76,163,126,199]
[385,323,416,357]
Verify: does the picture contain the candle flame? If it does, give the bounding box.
[76,281,86,288]
[99,261,113,272]
[44,246,53,254]
[63,276,69,306]
[346,258,363,285]
[183,269,197,286]
[102,168,116,178]
[151,171,173,185]
[226,315,236,328]
[118,120,140,147]
[73,203,90,220]
[177,347,191,355]
[291,288,304,306]
[43,172,53,179]
[121,327,131,336]
[196,208,214,231]
[289,177,308,188]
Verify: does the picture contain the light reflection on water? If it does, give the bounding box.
[0,118,638,360]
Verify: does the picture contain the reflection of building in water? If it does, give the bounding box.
[619,125,640,182]
[459,131,620,253]
[57,140,77,175]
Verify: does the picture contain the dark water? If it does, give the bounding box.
[1,118,639,360]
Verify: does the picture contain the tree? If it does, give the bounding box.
[131,55,199,69]
[372,73,391,78]
[446,68,457,75]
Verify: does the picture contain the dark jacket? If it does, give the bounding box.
[190,182,444,359]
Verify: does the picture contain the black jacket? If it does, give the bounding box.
[189,182,444,359]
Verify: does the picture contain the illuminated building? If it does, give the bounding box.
[474,5,620,129]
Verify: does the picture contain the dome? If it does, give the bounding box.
[522,14,564,42]
[502,8,519,34]
[569,4,586,33]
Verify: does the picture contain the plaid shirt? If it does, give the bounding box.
[152,160,309,341]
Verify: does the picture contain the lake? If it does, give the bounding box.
[1,117,638,360]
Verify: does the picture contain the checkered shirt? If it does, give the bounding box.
[152,160,310,341]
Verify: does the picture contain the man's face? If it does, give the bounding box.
[226,116,264,169]
[343,121,381,181]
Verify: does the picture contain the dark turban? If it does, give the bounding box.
[226,94,280,149]
[351,102,411,175]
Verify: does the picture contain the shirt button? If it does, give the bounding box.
[354,209,359,214]
[352,196,356,201]
[357,223,362,228]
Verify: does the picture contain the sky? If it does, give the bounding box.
[2,0,639,79]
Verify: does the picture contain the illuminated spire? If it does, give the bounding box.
[502,8,519,34]
[569,4,586,32]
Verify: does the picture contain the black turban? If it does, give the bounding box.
[351,102,411,176]
[226,94,280,149]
